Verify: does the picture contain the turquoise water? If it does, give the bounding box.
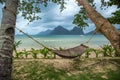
[15,35,110,50]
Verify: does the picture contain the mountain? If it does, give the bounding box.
[36,26,84,35]
[50,26,70,35]
[37,29,52,35]
[70,27,84,35]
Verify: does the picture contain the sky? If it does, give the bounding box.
[0,0,119,35]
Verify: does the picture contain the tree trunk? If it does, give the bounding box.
[0,0,18,80]
[77,0,120,56]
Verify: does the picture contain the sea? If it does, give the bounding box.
[15,35,110,50]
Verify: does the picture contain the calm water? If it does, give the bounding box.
[15,35,110,50]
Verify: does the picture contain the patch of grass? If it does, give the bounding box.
[106,68,120,80]
[12,60,69,80]
[12,59,120,80]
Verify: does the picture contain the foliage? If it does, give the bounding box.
[14,51,24,58]
[73,7,88,29]
[14,40,22,50]
[40,48,49,58]
[22,49,31,58]
[73,0,96,29]
[84,44,116,58]
[100,0,120,24]
[30,48,40,59]
[85,48,93,58]
[101,0,120,8]
[93,49,100,58]
[40,48,55,59]
[13,40,22,58]
[100,44,116,57]
[18,0,66,22]
[12,59,120,80]
[59,47,64,50]
[13,41,117,58]
[108,10,120,24]
[73,0,120,29]
[13,41,56,59]
[1,0,119,26]
[14,49,30,59]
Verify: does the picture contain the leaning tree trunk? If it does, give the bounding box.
[77,0,120,56]
[0,0,18,80]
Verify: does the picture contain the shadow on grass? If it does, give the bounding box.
[12,59,120,80]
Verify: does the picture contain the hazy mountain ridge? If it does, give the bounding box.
[70,27,84,35]
[36,25,84,35]
[37,29,52,35]
[50,26,70,35]
[16,26,119,36]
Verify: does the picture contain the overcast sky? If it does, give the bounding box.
[0,0,119,35]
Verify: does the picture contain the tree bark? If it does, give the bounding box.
[77,0,120,56]
[0,0,18,80]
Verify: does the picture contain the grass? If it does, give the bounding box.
[12,42,120,80]
[12,58,120,80]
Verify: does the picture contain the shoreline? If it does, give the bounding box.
[16,44,103,51]
[15,35,110,51]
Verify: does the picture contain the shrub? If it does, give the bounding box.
[14,40,22,58]
[100,44,116,57]
[30,48,40,59]
[85,48,93,58]
[93,49,100,58]
[40,48,55,59]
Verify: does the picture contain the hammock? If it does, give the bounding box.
[16,27,91,58]
[53,44,88,58]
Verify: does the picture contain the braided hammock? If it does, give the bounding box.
[53,44,88,58]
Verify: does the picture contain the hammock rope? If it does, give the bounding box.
[15,27,51,50]
[15,27,94,58]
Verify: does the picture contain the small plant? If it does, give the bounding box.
[40,48,55,59]
[30,48,40,59]
[15,51,24,58]
[85,48,93,58]
[40,48,49,58]
[59,47,64,51]
[101,44,116,57]
[93,49,100,58]
[13,40,22,58]
[23,49,31,58]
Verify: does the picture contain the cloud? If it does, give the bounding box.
[16,0,80,35]
[0,1,118,35]
[0,2,79,35]
[94,0,117,18]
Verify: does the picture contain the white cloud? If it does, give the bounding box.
[94,0,117,18]
[15,0,119,35]
[52,0,79,21]
[102,6,117,17]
